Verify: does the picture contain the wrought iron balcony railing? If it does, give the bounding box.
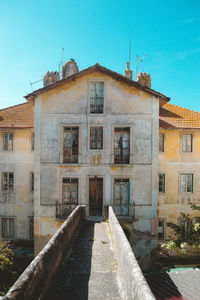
[90,97,104,113]
[114,148,130,164]
[63,147,78,163]
[56,202,78,219]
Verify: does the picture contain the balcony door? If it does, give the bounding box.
[89,178,103,216]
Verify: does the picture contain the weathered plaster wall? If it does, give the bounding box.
[0,129,34,239]
[158,129,200,240]
[109,206,155,298]
[34,71,159,262]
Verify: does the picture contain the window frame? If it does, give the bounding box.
[89,126,103,150]
[3,132,14,152]
[159,173,166,194]
[62,177,79,205]
[181,134,193,153]
[1,217,16,239]
[30,172,34,193]
[88,80,105,114]
[159,133,165,153]
[62,126,79,164]
[28,217,34,240]
[113,178,130,216]
[179,173,194,194]
[1,172,14,193]
[30,132,34,152]
[158,219,165,240]
[113,127,130,165]
[177,218,193,236]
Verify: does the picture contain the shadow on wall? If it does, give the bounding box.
[47,220,95,300]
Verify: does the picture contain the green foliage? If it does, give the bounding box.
[0,238,14,271]
[0,239,15,295]
[161,205,200,253]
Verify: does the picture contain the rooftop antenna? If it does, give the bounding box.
[129,40,131,65]
[29,77,43,91]
[61,47,64,76]
[136,54,148,78]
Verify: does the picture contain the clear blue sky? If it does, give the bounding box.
[0,0,200,111]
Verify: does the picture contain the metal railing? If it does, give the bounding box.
[56,202,78,218]
[63,148,78,163]
[90,97,104,113]
[114,148,130,164]
[104,203,135,221]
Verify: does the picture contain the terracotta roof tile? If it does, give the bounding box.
[159,103,200,129]
[1,100,199,130]
[0,102,33,128]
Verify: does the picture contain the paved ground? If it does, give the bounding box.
[50,220,124,300]
[145,267,200,300]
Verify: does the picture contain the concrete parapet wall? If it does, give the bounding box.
[109,206,155,300]
[1,205,86,300]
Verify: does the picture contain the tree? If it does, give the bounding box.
[0,238,15,295]
[162,204,200,253]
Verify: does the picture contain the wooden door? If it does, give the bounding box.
[89,178,103,216]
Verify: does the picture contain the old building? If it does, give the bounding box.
[158,103,200,244]
[0,103,34,240]
[1,59,199,268]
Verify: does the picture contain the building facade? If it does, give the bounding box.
[1,60,199,268]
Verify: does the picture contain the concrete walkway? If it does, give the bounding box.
[50,220,124,300]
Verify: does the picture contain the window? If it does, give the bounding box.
[114,179,130,216]
[182,134,192,152]
[90,127,103,150]
[159,133,164,152]
[178,219,192,237]
[158,220,165,240]
[1,217,15,238]
[114,127,130,164]
[2,172,14,192]
[31,132,34,151]
[63,127,79,163]
[30,172,34,192]
[180,173,193,193]
[62,178,78,205]
[159,173,165,193]
[29,217,34,239]
[3,133,13,151]
[90,82,104,113]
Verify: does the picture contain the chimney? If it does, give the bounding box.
[124,62,132,80]
[136,72,151,88]
[43,71,60,87]
[62,59,79,79]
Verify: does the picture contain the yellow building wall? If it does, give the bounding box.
[158,129,200,240]
[0,128,34,240]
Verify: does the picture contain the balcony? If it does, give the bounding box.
[63,147,78,164]
[90,97,104,113]
[114,148,130,164]
[56,203,78,219]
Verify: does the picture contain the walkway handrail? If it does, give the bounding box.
[1,205,86,300]
[109,206,155,300]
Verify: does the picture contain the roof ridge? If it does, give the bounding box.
[164,102,200,114]
[25,63,170,101]
[0,102,29,112]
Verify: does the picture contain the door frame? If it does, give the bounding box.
[87,175,104,216]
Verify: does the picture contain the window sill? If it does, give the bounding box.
[1,191,15,194]
[110,163,132,167]
[60,163,80,167]
[2,151,14,153]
